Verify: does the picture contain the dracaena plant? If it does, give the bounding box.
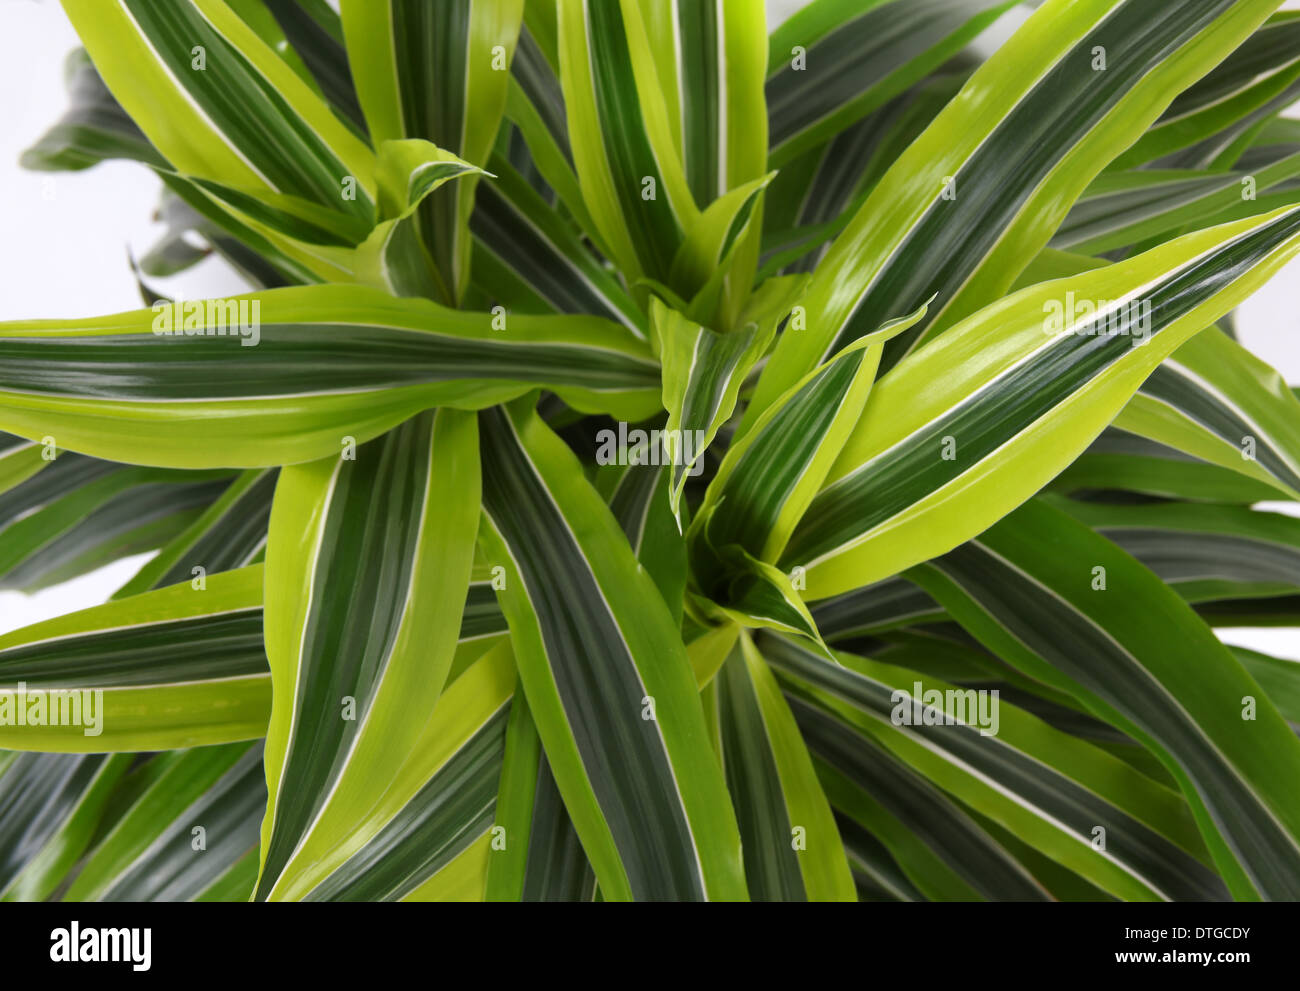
[4,0,1300,904]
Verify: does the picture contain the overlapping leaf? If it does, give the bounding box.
[783,207,1300,600]
[256,409,479,899]
[908,499,1300,900]
[765,0,1015,166]
[63,742,265,902]
[0,567,269,752]
[766,632,1227,901]
[710,634,855,900]
[342,0,524,302]
[477,400,746,901]
[747,0,1283,419]
[0,284,660,468]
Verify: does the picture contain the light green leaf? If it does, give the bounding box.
[712,633,855,900]
[0,753,132,901]
[353,140,487,301]
[653,291,784,518]
[477,400,747,901]
[644,0,768,205]
[484,690,596,902]
[0,435,51,502]
[503,28,606,245]
[693,302,928,600]
[256,409,479,900]
[254,0,366,133]
[0,567,270,752]
[342,0,525,302]
[784,207,1300,600]
[1116,327,1300,500]
[747,0,1283,418]
[0,284,662,469]
[766,632,1226,901]
[63,0,379,281]
[556,0,700,285]
[908,498,1300,900]
[63,742,265,902]
[765,0,1015,167]
[280,642,516,901]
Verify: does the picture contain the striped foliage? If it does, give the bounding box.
[3,0,1300,903]
[0,284,660,468]
[746,0,1286,418]
[342,0,524,303]
[256,409,479,898]
[0,567,270,752]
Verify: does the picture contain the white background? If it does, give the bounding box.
[0,1,1298,661]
